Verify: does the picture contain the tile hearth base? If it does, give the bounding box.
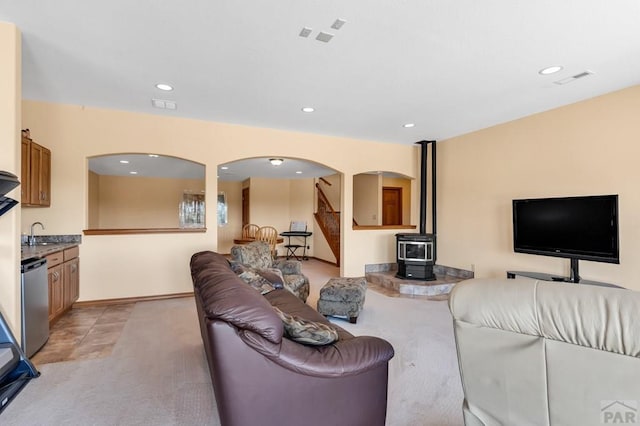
[366,271,460,297]
[365,263,473,298]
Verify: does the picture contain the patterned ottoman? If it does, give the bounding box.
[317,277,367,324]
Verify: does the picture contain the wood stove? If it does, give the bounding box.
[396,140,437,280]
[396,233,435,280]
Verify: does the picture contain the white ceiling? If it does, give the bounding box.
[3,1,640,150]
[218,157,337,182]
[88,154,338,181]
[88,154,205,179]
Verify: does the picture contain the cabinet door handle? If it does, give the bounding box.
[71,264,77,272]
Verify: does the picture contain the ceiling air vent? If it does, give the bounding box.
[316,32,334,43]
[331,19,347,30]
[554,70,595,85]
[299,27,312,38]
[152,99,177,110]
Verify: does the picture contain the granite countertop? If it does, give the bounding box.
[20,234,82,261]
[21,243,79,260]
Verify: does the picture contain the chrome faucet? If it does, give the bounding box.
[29,221,45,246]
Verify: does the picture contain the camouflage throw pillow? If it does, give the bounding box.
[228,261,279,293]
[237,270,276,295]
[228,260,246,274]
[272,307,339,346]
[255,268,285,290]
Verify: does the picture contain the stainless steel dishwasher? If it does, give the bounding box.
[21,257,49,358]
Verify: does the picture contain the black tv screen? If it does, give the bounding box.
[512,195,619,264]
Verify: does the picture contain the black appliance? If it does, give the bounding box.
[0,171,20,217]
[0,312,39,414]
[396,140,437,280]
[512,194,619,283]
[1,170,38,413]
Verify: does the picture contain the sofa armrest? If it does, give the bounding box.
[241,330,394,378]
[274,259,303,275]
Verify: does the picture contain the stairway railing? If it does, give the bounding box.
[314,182,340,265]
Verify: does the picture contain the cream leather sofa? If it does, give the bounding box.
[449,278,640,426]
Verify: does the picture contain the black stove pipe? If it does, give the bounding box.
[415,140,436,236]
[431,140,436,238]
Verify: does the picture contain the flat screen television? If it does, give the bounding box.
[512,194,619,281]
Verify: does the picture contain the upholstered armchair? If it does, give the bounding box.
[230,241,310,302]
[450,278,640,425]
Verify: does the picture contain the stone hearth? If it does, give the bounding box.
[365,263,473,298]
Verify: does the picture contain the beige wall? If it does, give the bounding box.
[217,180,243,254]
[87,171,99,228]
[0,22,21,335]
[438,85,640,290]
[245,177,315,258]
[19,100,418,302]
[288,178,315,253]
[353,174,380,225]
[94,175,204,228]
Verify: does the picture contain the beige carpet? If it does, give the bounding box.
[2,287,464,425]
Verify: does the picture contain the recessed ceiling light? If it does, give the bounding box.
[301,107,315,113]
[220,166,229,170]
[129,171,138,175]
[148,154,159,158]
[403,123,415,128]
[296,171,303,174]
[269,158,284,166]
[155,83,173,91]
[539,66,563,75]
[119,160,129,164]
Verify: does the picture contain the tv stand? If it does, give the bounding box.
[506,270,622,289]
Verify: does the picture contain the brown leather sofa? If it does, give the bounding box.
[190,251,395,426]
[450,278,640,425]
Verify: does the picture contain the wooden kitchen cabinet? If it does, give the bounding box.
[63,250,80,308]
[21,134,51,207]
[45,246,80,325]
[47,264,64,322]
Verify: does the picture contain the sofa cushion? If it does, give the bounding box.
[273,307,339,346]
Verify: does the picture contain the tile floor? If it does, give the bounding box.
[31,303,136,366]
[30,258,437,366]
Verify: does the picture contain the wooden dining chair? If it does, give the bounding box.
[242,223,260,239]
[256,226,279,259]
